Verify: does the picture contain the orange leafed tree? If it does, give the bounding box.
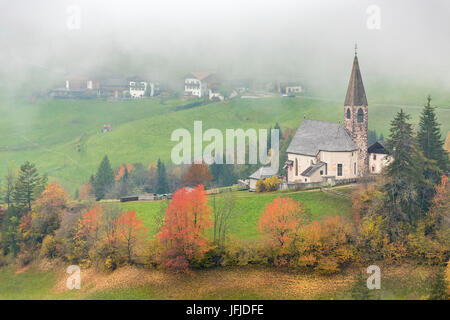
[76,204,103,241]
[29,182,69,241]
[426,175,449,234]
[34,182,68,214]
[79,182,94,200]
[115,210,148,263]
[157,185,212,272]
[258,196,308,252]
[116,163,134,180]
[182,163,213,187]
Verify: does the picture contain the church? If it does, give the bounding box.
[284,50,389,184]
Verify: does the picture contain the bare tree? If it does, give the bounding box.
[212,192,238,249]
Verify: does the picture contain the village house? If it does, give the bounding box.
[248,166,278,191]
[284,50,387,185]
[368,141,392,174]
[278,81,303,95]
[184,72,220,98]
[129,79,148,98]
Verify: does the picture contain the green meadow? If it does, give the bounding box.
[121,189,352,240]
[1,89,449,194]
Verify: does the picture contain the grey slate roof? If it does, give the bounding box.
[249,166,277,179]
[286,119,358,156]
[344,55,368,106]
[300,162,325,177]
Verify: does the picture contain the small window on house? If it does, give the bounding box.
[325,163,328,175]
[305,178,307,182]
[295,159,298,176]
[337,164,343,176]
[357,108,364,123]
[346,108,351,119]
[320,170,323,175]
[372,166,375,172]
[354,162,356,175]
[373,154,377,160]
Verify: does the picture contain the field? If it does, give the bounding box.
[121,189,352,240]
[1,90,449,194]
[0,262,439,300]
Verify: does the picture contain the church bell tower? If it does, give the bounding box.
[344,46,369,175]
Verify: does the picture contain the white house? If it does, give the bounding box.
[129,80,147,98]
[248,166,278,191]
[184,72,218,98]
[368,141,392,174]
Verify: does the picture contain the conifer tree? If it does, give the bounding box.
[93,155,115,200]
[351,271,372,300]
[417,96,449,176]
[12,161,41,211]
[156,158,168,194]
[429,267,449,300]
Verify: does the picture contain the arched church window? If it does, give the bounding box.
[346,108,351,119]
[357,108,364,123]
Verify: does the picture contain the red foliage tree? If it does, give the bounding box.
[114,210,148,263]
[258,196,308,252]
[182,163,213,187]
[157,185,212,272]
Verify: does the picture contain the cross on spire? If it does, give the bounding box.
[355,43,358,56]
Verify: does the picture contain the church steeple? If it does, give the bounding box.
[344,53,368,106]
[344,48,369,175]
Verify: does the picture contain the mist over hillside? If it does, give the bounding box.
[1,0,450,97]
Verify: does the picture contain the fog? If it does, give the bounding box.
[1,0,450,95]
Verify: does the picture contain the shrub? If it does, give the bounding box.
[264,176,280,192]
[255,179,266,192]
[296,215,356,274]
[40,235,60,259]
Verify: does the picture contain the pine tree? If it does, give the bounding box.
[429,267,449,300]
[156,158,168,194]
[383,110,418,237]
[12,161,41,211]
[368,129,377,146]
[2,162,17,208]
[417,96,449,176]
[351,271,372,300]
[93,155,115,200]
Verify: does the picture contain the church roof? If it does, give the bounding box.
[286,119,358,156]
[344,55,368,106]
[300,162,325,177]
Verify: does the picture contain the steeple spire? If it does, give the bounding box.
[344,50,367,106]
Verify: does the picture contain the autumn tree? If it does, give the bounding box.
[114,210,148,263]
[182,163,213,188]
[29,182,68,243]
[75,203,123,269]
[157,185,212,272]
[258,197,309,256]
[212,192,238,249]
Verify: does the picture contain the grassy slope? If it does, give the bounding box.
[1,94,449,194]
[0,263,438,300]
[121,190,352,240]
